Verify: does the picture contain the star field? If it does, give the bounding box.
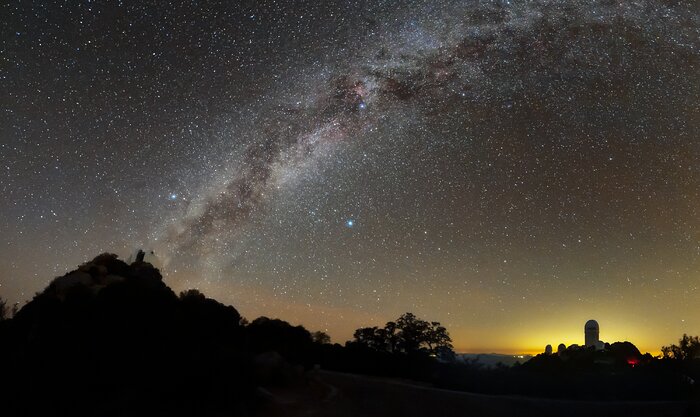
[2,0,699,353]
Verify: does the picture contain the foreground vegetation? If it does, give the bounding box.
[0,254,698,416]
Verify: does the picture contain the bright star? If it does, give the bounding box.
[169,193,178,201]
[346,219,354,227]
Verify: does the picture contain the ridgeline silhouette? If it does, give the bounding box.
[0,253,698,417]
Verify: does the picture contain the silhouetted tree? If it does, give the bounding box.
[0,297,18,321]
[0,296,7,321]
[0,254,262,417]
[352,313,453,356]
[179,288,206,300]
[353,326,388,350]
[384,320,400,352]
[395,312,430,353]
[179,288,243,343]
[311,330,331,344]
[662,334,700,361]
[247,316,313,362]
[425,321,453,356]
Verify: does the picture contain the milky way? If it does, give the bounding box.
[3,0,699,352]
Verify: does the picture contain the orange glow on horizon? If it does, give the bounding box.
[164,267,686,358]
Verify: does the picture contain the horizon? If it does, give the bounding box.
[2,249,675,357]
[2,250,697,417]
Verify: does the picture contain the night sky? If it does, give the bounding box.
[2,0,699,353]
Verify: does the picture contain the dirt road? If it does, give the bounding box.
[258,370,697,417]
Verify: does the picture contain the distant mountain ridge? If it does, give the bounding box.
[457,353,533,368]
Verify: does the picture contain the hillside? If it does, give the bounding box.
[0,253,699,417]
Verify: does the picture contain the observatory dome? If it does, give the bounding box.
[584,319,600,348]
[585,320,599,331]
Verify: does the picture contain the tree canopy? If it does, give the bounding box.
[662,334,700,361]
[351,312,453,357]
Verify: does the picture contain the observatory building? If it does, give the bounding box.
[545,320,606,354]
[584,319,605,350]
[584,320,599,347]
